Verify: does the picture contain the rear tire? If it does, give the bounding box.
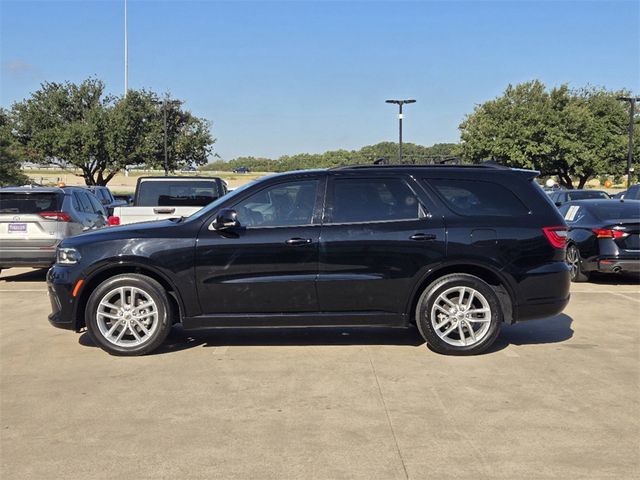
[415,274,502,356]
[566,244,590,282]
[85,274,173,356]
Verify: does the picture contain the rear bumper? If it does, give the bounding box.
[0,248,57,268]
[596,258,640,274]
[513,261,571,322]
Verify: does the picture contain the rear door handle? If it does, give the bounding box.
[286,237,313,246]
[410,233,436,241]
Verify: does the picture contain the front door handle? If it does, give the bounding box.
[410,233,436,241]
[286,237,313,246]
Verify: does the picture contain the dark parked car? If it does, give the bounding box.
[233,166,250,174]
[84,186,127,215]
[559,199,640,281]
[1,186,107,272]
[625,184,640,200]
[47,165,570,356]
[549,189,610,207]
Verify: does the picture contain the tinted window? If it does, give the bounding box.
[558,204,594,224]
[97,189,111,203]
[136,180,222,207]
[566,190,609,201]
[0,192,62,214]
[74,192,93,213]
[626,185,640,200]
[233,180,318,227]
[426,178,529,216]
[87,193,105,215]
[590,202,640,221]
[330,178,419,223]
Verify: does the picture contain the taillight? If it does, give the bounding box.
[542,226,568,249]
[592,228,628,239]
[107,216,120,226]
[39,212,71,222]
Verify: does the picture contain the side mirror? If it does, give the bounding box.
[212,208,239,230]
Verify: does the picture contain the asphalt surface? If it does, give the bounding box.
[1,267,638,479]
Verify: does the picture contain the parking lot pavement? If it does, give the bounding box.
[0,268,638,480]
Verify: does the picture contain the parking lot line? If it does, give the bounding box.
[613,292,640,302]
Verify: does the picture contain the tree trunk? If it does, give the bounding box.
[557,170,574,189]
[577,175,590,190]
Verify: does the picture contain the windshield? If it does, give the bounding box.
[185,177,265,222]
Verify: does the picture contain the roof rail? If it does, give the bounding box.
[330,162,510,171]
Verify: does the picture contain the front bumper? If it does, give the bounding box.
[47,266,80,330]
[0,248,57,268]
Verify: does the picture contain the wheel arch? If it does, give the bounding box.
[406,262,515,325]
[74,261,184,331]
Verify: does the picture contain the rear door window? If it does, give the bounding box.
[74,191,93,213]
[87,193,106,215]
[0,192,62,214]
[424,178,529,216]
[328,178,420,223]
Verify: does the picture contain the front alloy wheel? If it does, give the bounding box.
[86,274,173,356]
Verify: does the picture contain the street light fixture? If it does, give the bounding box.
[385,99,416,163]
[617,96,640,187]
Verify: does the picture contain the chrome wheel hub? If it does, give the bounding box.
[430,286,492,347]
[96,286,159,348]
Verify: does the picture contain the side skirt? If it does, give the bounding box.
[182,311,407,329]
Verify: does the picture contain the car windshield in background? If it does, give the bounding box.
[590,202,640,221]
[566,191,609,201]
[0,192,62,214]
[136,181,222,207]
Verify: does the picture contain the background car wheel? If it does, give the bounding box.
[86,274,173,356]
[415,274,503,356]
[566,244,590,282]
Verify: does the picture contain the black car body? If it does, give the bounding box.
[559,199,640,281]
[549,189,610,207]
[47,165,571,356]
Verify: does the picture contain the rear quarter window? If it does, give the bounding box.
[424,178,529,217]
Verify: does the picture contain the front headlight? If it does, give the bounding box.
[56,247,81,265]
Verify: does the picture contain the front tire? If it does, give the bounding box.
[86,274,173,356]
[415,274,503,356]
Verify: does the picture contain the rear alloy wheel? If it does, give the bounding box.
[86,274,173,356]
[566,244,590,282]
[416,274,502,355]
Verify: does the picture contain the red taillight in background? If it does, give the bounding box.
[107,216,121,226]
[542,226,568,249]
[39,212,71,222]
[592,228,628,239]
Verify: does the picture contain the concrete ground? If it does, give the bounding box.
[1,268,638,480]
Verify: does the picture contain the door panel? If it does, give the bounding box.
[195,178,322,316]
[317,176,446,315]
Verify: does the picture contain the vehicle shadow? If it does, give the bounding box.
[0,268,48,282]
[78,314,574,356]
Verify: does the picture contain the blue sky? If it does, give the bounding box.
[1,0,639,160]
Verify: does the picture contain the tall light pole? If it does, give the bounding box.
[385,99,416,163]
[618,96,640,187]
[124,0,128,95]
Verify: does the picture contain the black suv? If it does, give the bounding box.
[47,165,570,356]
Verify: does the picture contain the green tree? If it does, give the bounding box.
[0,108,29,186]
[459,81,631,189]
[11,79,215,185]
